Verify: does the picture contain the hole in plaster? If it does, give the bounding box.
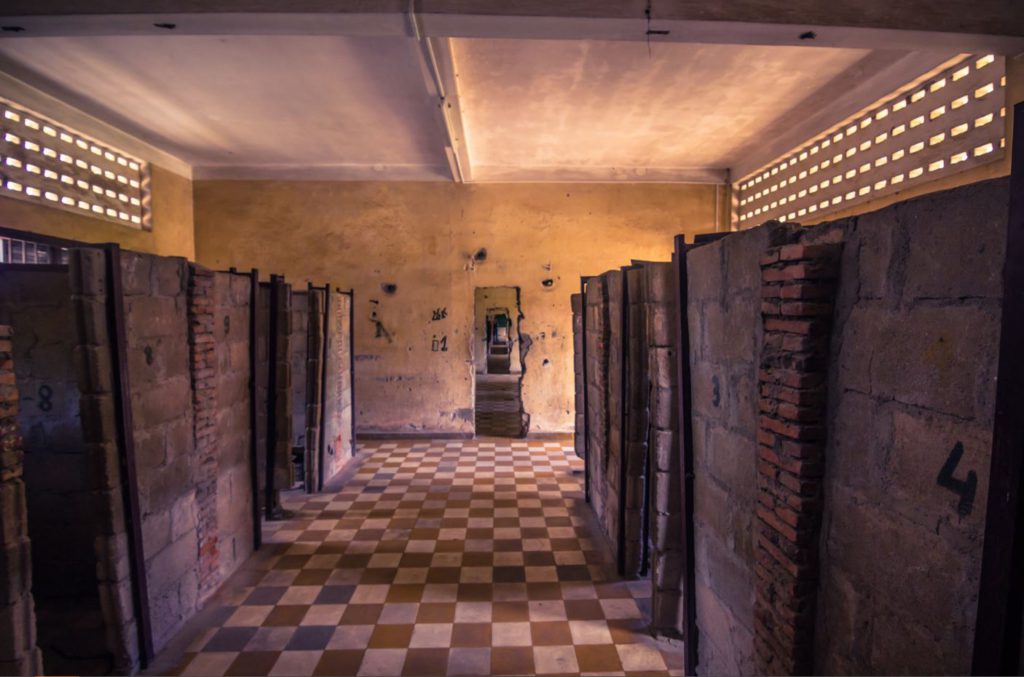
[153,22,177,29]
[380,282,397,295]
[541,278,555,288]
[1,26,25,32]
[473,248,488,262]
[799,31,817,40]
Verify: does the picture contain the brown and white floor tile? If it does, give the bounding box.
[161,438,685,676]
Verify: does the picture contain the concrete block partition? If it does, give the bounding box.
[570,293,584,460]
[0,265,116,675]
[321,289,354,483]
[584,275,611,544]
[304,287,326,491]
[679,178,1007,676]
[289,290,308,488]
[209,271,256,585]
[621,266,649,581]
[572,178,1011,675]
[643,262,682,636]
[805,178,1007,675]
[121,251,198,653]
[0,245,356,674]
[686,226,769,675]
[0,323,43,677]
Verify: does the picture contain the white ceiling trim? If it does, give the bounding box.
[418,16,1024,54]
[192,163,451,181]
[469,165,728,184]
[2,13,1022,54]
[0,67,192,178]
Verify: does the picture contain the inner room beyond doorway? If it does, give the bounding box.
[474,287,528,437]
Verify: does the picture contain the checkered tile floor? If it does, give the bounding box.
[164,438,684,676]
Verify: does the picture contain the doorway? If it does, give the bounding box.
[474,287,528,437]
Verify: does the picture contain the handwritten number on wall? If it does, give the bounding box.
[936,441,977,517]
[37,384,53,412]
[432,335,448,352]
[431,308,448,321]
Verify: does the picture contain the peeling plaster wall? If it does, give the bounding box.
[0,164,195,259]
[194,181,716,434]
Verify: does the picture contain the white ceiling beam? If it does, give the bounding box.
[424,37,472,183]
[0,13,1022,54]
[408,5,470,183]
[417,16,1024,54]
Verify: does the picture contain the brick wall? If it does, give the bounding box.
[212,272,255,578]
[0,324,42,676]
[188,265,220,603]
[755,243,841,674]
[121,251,198,653]
[644,262,681,636]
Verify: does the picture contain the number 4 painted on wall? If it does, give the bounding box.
[936,441,977,517]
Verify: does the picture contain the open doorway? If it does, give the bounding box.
[474,286,528,437]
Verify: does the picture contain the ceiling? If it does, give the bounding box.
[0,32,958,182]
[454,40,871,181]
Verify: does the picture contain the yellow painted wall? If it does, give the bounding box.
[194,181,719,434]
[0,164,195,259]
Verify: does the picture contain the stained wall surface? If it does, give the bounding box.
[0,165,195,259]
[0,268,111,674]
[194,181,717,433]
[687,227,770,676]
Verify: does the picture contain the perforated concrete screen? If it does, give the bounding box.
[735,55,1006,227]
[0,99,150,228]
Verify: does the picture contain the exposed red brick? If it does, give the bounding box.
[764,318,819,335]
[780,301,833,317]
[779,283,835,300]
[755,241,841,675]
[777,243,839,262]
[188,264,220,600]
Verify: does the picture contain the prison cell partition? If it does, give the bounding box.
[972,100,1024,676]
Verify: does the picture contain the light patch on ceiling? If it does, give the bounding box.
[452,39,873,181]
[0,35,452,178]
